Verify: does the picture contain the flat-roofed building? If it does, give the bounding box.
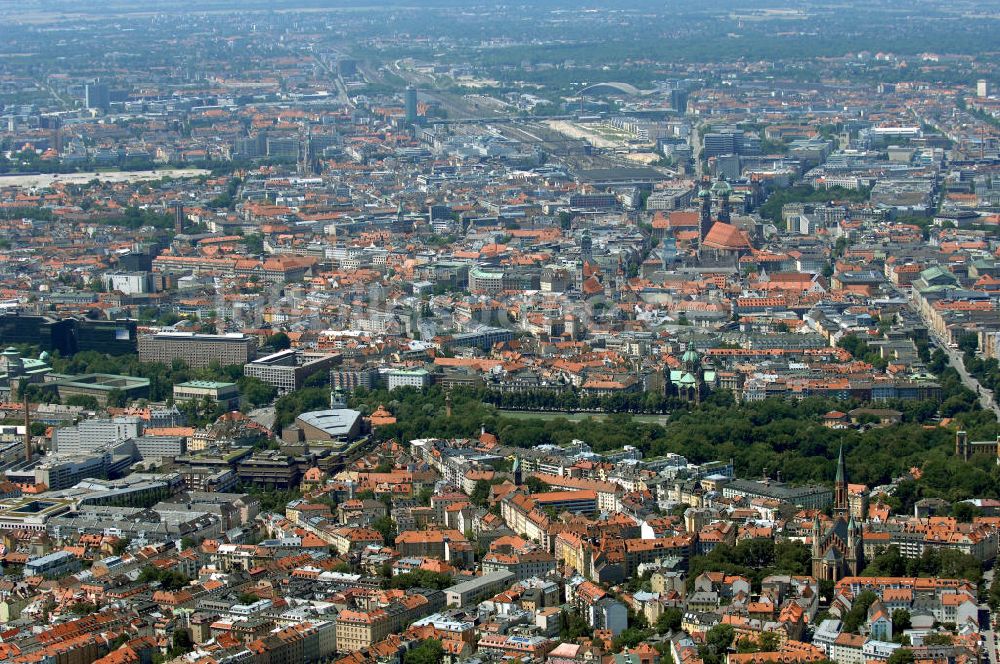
[76,319,138,355]
[6,451,121,491]
[177,466,238,493]
[444,570,516,607]
[0,497,74,531]
[134,435,187,460]
[243,349,340,395]
[101,272,149,295]
[0,316,136,357]
[386,368,431,391]
[439,327,514,351]
[51,416,142,455]
[0,315,75,356]
[173,380,240,411]
[236,452,301,489]
[139,332,257,369]
[71,475,181,508]
[330,365,379,392]
[721,479,832,509]
[24,550,80,578]
[48,373,150,406]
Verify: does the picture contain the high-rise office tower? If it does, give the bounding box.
[85,82,110,111]
[405,86,418,123]
[670,88,688,113]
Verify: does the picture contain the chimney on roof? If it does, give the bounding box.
[22,392,31,464]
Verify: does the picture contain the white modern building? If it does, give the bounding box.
[52,416,142,455]
[386,368,431,391]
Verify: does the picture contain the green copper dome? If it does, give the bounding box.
[682,345,700,365]
[711,179,733,196]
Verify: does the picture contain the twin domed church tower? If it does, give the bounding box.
[668,343,716,402]
[699,178,733,240]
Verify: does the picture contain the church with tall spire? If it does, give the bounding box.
[811,445,864,581]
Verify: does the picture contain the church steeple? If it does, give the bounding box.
[811,511,821,557]
[834,444,848,516]
[698,181,712,244]
[581,229,593,261]
[815,446,863,582]
[713,178,733,224]
[846,511,864,574]
[682,343,700,373]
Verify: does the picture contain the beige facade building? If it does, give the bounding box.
[139,332,257,369]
